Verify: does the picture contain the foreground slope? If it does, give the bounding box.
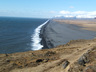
[0,39,96,72]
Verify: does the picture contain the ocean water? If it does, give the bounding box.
[0,17,48,54]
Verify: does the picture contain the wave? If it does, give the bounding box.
[31,20,49,50]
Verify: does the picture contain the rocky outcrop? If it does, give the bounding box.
[62,60,70,69]
[68,47,96,72]
[78,53,89,66]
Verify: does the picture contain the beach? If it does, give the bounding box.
[40,19,96,49]
[54,19,96,31]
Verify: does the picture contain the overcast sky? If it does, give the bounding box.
[0,0,96,18]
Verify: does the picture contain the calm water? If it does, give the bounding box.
[0,17,47,54]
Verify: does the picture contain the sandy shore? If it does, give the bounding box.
[40,19,96,49]
[54,19,96,31]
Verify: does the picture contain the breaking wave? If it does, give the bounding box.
[31,20,49,50]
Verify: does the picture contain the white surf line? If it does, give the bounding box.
[31,20,49,50]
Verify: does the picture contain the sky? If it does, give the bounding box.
[0,0,96,18]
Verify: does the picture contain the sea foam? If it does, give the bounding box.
[31,20,49,50]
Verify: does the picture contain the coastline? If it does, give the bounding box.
[32,20,49,50]
[40,19,96,49]
[1,19,96,72]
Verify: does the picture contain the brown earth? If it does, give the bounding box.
[0,39,96,72]
[54,19,96,31]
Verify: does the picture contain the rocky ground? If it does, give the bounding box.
[0,39,96,72]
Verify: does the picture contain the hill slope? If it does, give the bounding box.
[0,39,96,72]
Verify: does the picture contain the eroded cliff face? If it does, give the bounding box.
[0,39,96,72]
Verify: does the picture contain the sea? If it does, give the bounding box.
[0,17,48,54]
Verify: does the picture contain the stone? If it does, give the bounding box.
[36,59,43,63]
[78,54,89,66]
[6,60,10,62]
[62,60,70,69]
